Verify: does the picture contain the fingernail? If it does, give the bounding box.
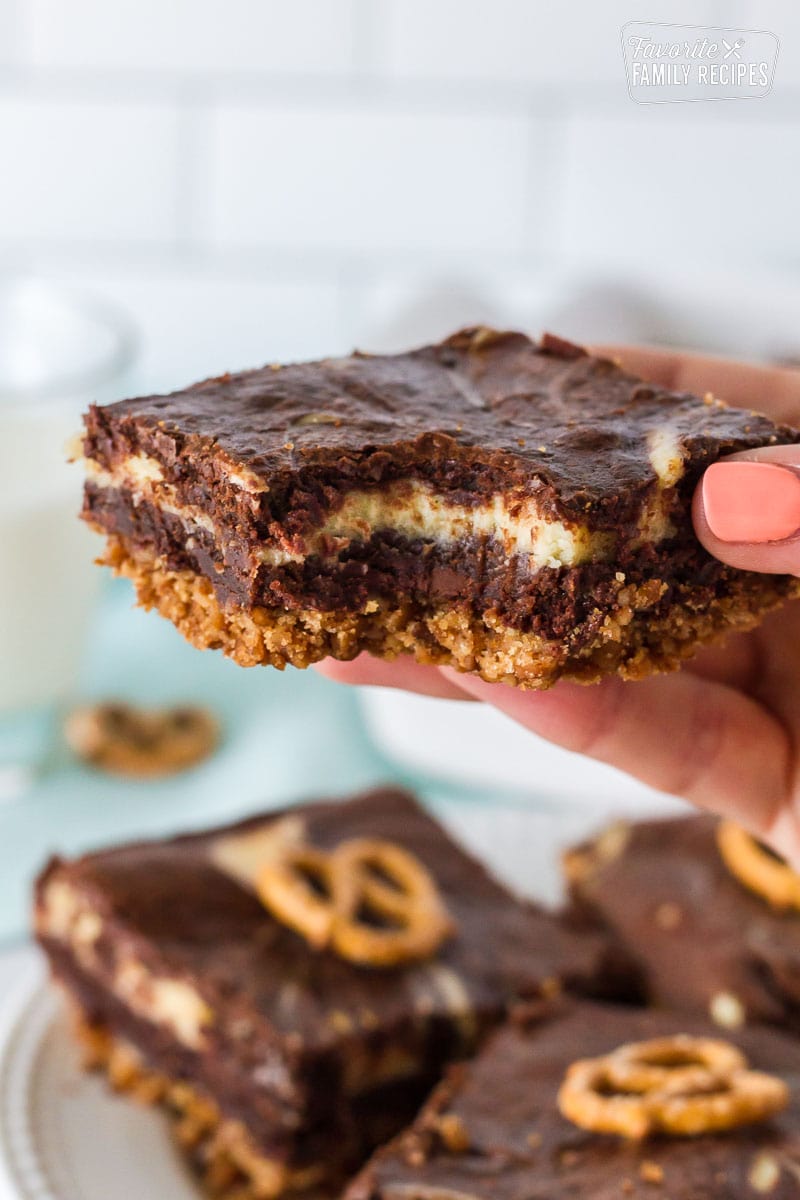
[702,461,800,543]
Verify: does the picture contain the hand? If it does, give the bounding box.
[316,346,800,864]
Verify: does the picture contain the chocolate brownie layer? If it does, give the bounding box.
[84,481,796,642]
[34,787,629,1196]
[45,937,431,1170]
[78,327,800,687]
[565,815,800,1033]
[348,1001,800,1200]
[82,329,797,534]
[73,1016,423,1200]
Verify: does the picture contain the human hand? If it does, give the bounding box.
[316,346,800,864]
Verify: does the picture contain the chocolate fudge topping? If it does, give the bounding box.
[83,328,799,536]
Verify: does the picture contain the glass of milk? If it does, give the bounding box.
[0,280,138,795]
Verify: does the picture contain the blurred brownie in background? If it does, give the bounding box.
[348,999,799,1200]
[34,786,628,1198]
[565,814,800,1036]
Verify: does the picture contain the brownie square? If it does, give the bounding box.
[34,786,621,1197]
[79,327,800,688]
[565,814,800,1034]
[348,1001,800,1200]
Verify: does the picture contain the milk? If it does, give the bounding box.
[0,281,137,720]
[0,407,100,713]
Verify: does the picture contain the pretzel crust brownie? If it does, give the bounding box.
[347,1002,800,1200]
[34,787,625,1198]
[564,814,800,1034]
[79,328,800,688]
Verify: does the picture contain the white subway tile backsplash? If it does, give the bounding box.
[40,265,347,392]
[201,103,544,257]
[1,0,798,363]
[379,0,723,87]
[560,113,800,272]
[0,98,181,243]
[341,267,558,353]
[0,0,20,65]
[28,0,357,76]
[737,1,800,82]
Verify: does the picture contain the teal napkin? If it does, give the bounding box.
[0,579,393,942]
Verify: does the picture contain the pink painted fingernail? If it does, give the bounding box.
[702,461,800,543]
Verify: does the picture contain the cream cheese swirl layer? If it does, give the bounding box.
[83,431,685,572]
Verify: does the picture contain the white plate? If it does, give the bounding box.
[0,798,663,1200]
[0,971,203,1200]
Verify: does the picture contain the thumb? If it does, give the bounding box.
[694,446,800,575]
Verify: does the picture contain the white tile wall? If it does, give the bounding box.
[41,264,347,392]
[0,0,798,374]
[738,0,800,79]
[379,0,724,87]
[0,0,19,65]
[26,0,358,76]
[202,102,544,257]
[0,98,181,243]
[560,111,800,274]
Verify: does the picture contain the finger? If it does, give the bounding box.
[681,634,762,694]
[693,456,800,576]
[314,654,473,700]
[592,344,687,389]
[441,668,796,857]
[594,344,800,423]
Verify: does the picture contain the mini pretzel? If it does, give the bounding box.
[646,1070,789,1137]
[558,1035,788,1140]
[605,1035,746,1097]
[255,846,356,951]
[256,837,454,966]
[331,839,455,967]
[716,821,800,911]
[559,1058,655,1139]
[64,702,219,777]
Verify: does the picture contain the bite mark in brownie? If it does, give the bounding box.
[347,1001,800,1200]
[34,787,626,1197]
[565,814,800,1035]
[78,327,800,688]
